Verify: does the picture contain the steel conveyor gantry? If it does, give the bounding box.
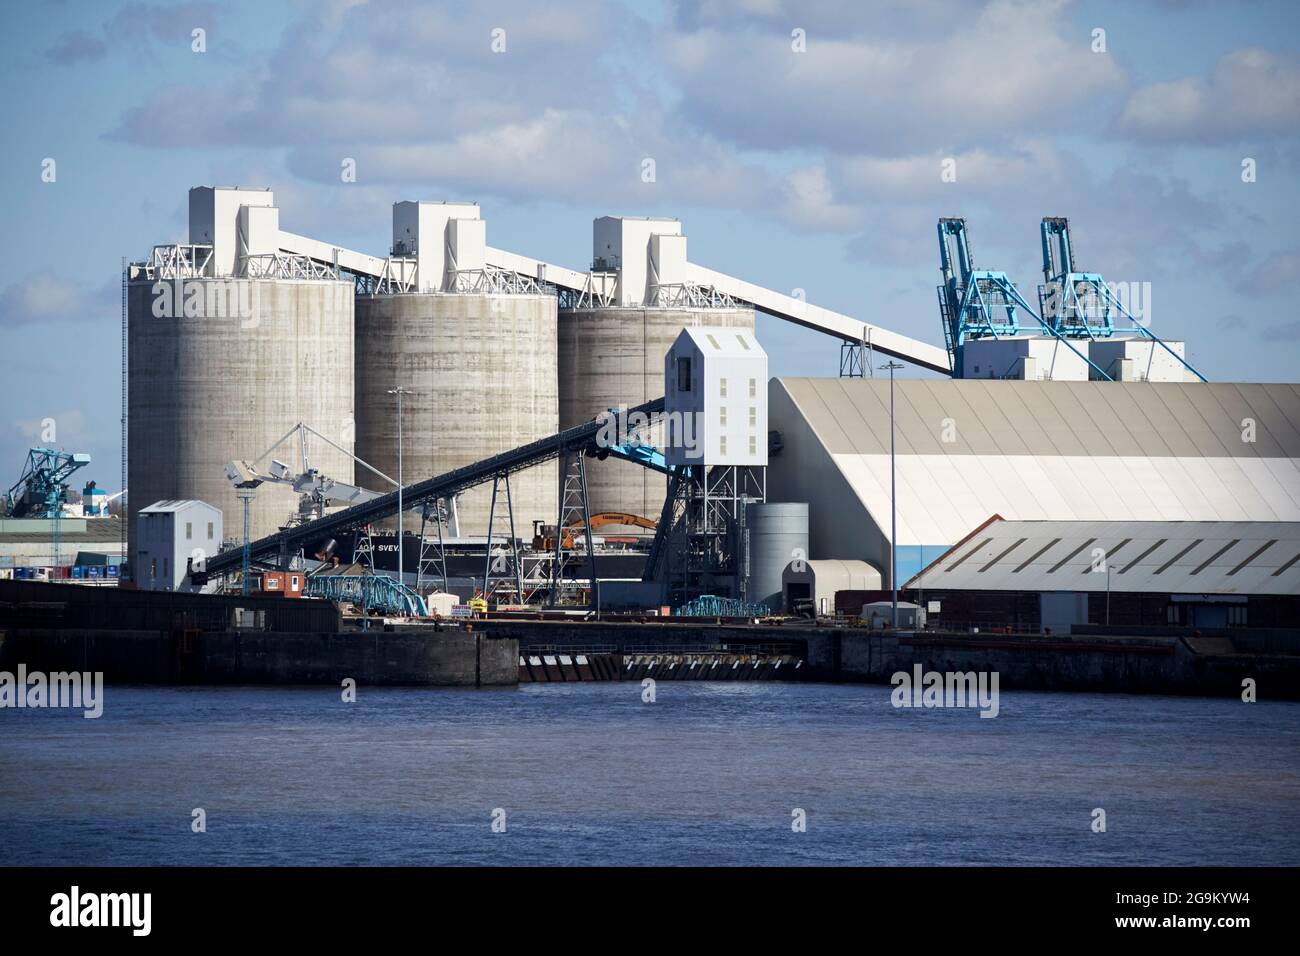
[202,398,666,576]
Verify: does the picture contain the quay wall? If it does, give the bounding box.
[0,627,517,687]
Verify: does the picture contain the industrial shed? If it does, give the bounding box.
[781,559,881,616]
[902,516,1300,631]
[766,378,1300,587]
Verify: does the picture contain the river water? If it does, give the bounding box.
[2,682,1297,866]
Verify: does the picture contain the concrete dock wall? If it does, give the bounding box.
[0,628,517,687]
[803,630,1300,700]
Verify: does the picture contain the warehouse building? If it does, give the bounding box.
[767,379,1300,587]
[903,516,1300,631]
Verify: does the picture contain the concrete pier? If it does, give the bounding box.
[803,629,1300,700]
[0,580,516,687]
[0,627,518,687]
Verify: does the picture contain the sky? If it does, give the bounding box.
[1,0,1299,492]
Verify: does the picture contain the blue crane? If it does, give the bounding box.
[936,217,1112,380]
[4,447,92,572]
[936,217,1023,377]
[1037,216,1205,381]
[1038,216,1114,338]
[4,448,91,518]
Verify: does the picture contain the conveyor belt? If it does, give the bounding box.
[204,398,665,576]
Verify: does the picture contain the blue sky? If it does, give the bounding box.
[2,0,1299,490]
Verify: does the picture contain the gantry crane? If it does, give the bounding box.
[1037,216,1205,380]
[4,447,92,571]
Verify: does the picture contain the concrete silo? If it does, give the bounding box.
[353,202,558,539]
[559,217,754,521]
[127,187,355,556]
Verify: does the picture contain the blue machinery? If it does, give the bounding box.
[306,573,428,617]
[676,594,772,618]
[937,216,1205,382]
[4,447,91,518]
[4,447,92,570]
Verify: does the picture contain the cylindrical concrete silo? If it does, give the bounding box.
[745,502,809,611]
[127,277,356,554]
[558,307,754,522]
[354,293,558,538]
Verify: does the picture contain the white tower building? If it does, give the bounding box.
[664,327,768,467]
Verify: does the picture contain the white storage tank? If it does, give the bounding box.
[355,201,559,539]
[127,187,357,556]
[745,502,808,611]
[128,276,356,551]
[354,292,558,537]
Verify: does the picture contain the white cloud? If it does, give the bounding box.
[1120,48,1300,143]
[0,275,116,327]
[779,165,863,231]
[663,0,1126,155]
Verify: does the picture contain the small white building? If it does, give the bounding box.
[134,500,223,591]
[1087,336,1187,381]
[962,336,1089,381]
[862,600,924,629]
[782,559,882,616]
[663,326,768,467]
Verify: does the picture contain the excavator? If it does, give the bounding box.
[531,513,657,551]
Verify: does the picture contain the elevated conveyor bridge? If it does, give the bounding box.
[203,399,667,577]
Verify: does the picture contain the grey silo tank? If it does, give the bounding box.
[745,502,809,611]
[127,277,356,554]
[354,292,558,538]
[558,307,754,522]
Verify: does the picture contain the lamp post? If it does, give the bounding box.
[387,387,412,587]
[235,487,257,595]
[1106,565,1112,627]
[880,361,904,628]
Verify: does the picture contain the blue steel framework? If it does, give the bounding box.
[306,573,428,617]
[1036,216,1205,381]
[936,216,1205,382]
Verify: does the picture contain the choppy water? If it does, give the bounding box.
[1,682,1297,866]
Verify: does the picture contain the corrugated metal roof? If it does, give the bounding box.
[678,326,761,356]
[905,517,1300,596]
[0,516,123,543]
[778,379,1300,457]
[772,379,1300,546]
[138,500,218,514]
